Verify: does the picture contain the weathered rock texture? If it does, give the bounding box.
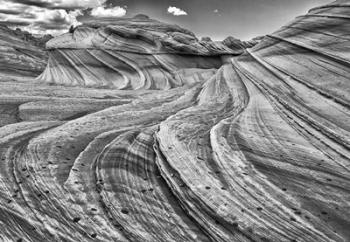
[0,25,48,80]
[36,16,247,89]
[0,1,349,242]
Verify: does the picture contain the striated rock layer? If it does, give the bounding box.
[0,25,48,80]
[0,1,349,242]
[36,16,246,89]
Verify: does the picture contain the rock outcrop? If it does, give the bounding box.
[0,1,349,242]
[37,16,245,89]
[222,36,260,49]
[12,28,53,48]
[0,25,49,80]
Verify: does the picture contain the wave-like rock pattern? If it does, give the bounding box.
[0,1,349,241]
[0,25,48,80]
[36,16,246,89]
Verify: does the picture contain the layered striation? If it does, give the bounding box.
[36,15,247,89]
[0,25,48,80]
[0,1,349,241]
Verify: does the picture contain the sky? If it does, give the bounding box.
[0,0,333,40]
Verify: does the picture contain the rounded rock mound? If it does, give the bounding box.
[37,16,244,89]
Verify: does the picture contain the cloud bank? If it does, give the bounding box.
[0,0,127,35]
[167,6,187,16]
[91,6,126,18]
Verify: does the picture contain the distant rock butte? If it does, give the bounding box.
[0,1,349,242]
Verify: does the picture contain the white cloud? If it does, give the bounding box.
[0,1,27,14]
[0,0,84,35]
[0,0,126,35]
[35,9,82,25]
[167,6,187,16]
[26,8,83,35]
[53,0,103,9]
[214,9,219,13]
[91,6,127,18]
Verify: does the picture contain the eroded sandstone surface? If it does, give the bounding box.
[0,25,49,80]
[36,15,246,89]
[0,1,349,242]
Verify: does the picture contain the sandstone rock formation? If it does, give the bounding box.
[36,16,245,89]
[0,1,349,242]
[12,28,53,49]
[0,25,49,80]
[222,36,260,50]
